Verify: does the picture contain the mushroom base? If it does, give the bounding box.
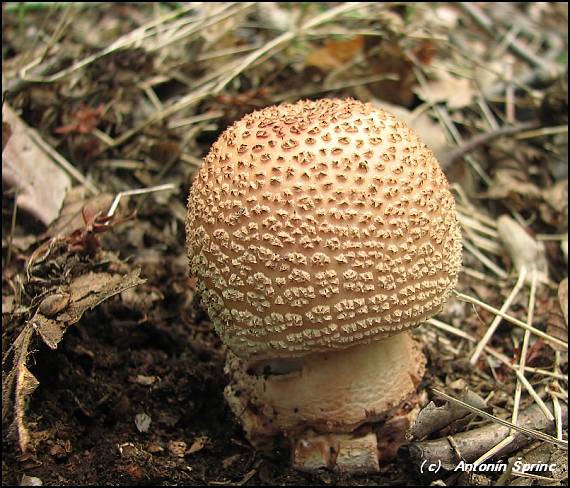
[224,332,427,473]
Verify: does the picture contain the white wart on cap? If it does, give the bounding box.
[186,98,462,360]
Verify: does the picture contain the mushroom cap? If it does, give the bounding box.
[186,98,462,359]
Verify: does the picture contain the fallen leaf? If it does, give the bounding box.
[2,326,37,452]
[483,168,543,203]
[54,104,104,135]
[43,187,115,239]
[149,140,181,165]
[367,41,417,106]
[3,269,146,454]
[306,36,364,72]
[32,315,66,350]
[256,2,299,31]
[135,413,152,433]
[2,104,71,226]
[38,292,71,317]
[222,453,241,469]
[414,71,476,109]
[130,375,158,386]
[20,475,43,486]
[540,179,568,228]
[187,435,208,455]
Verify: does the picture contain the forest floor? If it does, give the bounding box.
[2,3,568,486]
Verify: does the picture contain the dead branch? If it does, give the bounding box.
[409,402,568,471]
[441,121,540,168]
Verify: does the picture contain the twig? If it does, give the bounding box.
[430,389,567,448]
[441,121,540,167]
[472,435,515,468]
[409,401,567,471]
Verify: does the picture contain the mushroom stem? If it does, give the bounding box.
[224,332,427,473]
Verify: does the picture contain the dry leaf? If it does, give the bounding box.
[32,315,66,350]
[3,269,146,454]
[256,2,299,31]
[54,104,104,135]
[414,71,475,109]
[187,435,208,455]
[540,179,568,228]
[168,440,187,458]
[306,36,364,72]
[483,168,543,202]
[2,326,37,452]
[2,104,71,226]
[60,270,146,324]
[135,413,152,433]
[20,475,43,486]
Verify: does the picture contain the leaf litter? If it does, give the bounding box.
[1,3,568,486]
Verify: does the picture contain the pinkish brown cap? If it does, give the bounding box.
[186,98,462,359]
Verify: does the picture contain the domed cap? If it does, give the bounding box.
[186,98,462,359]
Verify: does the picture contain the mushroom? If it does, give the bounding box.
[186,98,462,473]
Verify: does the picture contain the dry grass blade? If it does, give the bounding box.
[26,128,99,195]
[462,236,508,278]
[213,2,377,94]
[512,270,541,425]
[454,291,568,350]
[18,3,199,83]
[149,3,255,52]
[428,318,566,382]
[430,389,567,449]
[470,267,528,364]
[458,2,559,74]
[472,434,516,467]
[106,183,176,217]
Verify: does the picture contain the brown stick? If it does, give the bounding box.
[441,121,540,168]
[409,402,568,471]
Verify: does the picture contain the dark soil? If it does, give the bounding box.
[2,3,567,486]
